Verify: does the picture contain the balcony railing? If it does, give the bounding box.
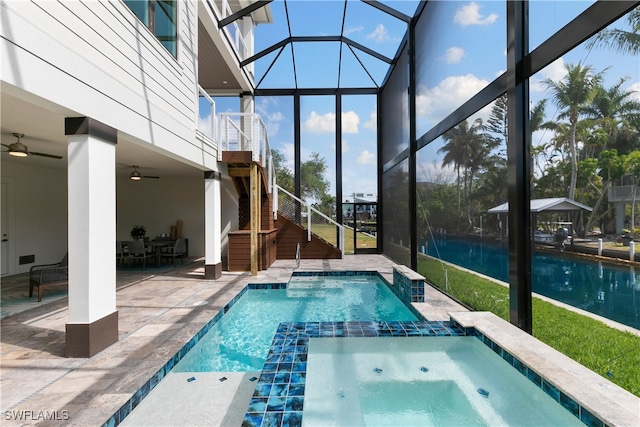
[608,184,638,202]
[208,0,250,61]
[218,112,274,195]
[197,86,216,141]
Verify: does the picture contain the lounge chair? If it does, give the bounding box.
[29,253,68,302]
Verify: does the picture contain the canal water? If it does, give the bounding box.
[424,237,640,330]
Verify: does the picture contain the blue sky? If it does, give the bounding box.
[216,1,639,199]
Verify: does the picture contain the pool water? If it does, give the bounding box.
[303,337,583,426]
[173,275,418,372]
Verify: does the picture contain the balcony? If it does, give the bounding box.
[608,184,639,202]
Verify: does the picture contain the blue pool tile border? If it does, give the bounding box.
[242,320,467,427]
[105,270,605,427]
[291,270,379,277]
[448,320,605,427]
[104,271,401,426]
[103,282,288,427]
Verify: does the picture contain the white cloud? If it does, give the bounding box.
[342,111,360,133]
[367,24,390,42]
[303,111,334,133]
[628,81,640,102]
[454,2,498,27]
[364,110,377,130]
[302,111,360,134]
[530,57,567,93]
[344,25,364,36]
[444,46,465,64]
[416,74,491,126]
[356,150,376,165]
[256,97,284,136]
[279,142,295,171]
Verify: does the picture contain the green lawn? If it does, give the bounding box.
[310,223,377,254]
[417,254,640,397]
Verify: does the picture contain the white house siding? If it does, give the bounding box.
[1,0,206,165]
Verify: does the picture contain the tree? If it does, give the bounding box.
[584,149,625,234]
[271,149,294,194]
[439,119,484,216]
[582,77,640,155]
[587,7,640,55]
[543,62,606,200]
[486,94,508,143]
[301,152,330,202]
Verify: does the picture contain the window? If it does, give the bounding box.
[125,0,177,57]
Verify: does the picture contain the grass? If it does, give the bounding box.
[310,223,377,254]
[417,254,640,397]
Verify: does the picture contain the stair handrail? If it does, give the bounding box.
[218,112,275,195]
[274,184,345,257]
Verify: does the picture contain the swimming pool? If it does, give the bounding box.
[303,337,582,426]
[112,271,608,427]
[173,273,418,372]
[425,236,640,329]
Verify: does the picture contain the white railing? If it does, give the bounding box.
[609,184,637,202]
[208,0,250,61]
[197,86,216,141]
[274,184,345,257]
[218,112,274,195]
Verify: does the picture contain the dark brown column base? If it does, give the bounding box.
[205,263,222,280]
[66,311,119,358]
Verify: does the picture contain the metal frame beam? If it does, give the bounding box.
[506,0,532,333]
[218,0,272,28]
[361,0,411,23]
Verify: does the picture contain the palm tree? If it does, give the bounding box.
[582,77,640,155]
[543,62,606,200]
[439,122,471,215]
[587,7,640,55]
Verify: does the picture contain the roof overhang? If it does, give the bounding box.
[487,198,593,214]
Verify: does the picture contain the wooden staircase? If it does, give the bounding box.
[275,214,341,259]
[222,152,342,272]
[223,151,277,272]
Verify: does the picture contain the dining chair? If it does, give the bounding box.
[161,238,186,266]
[127,240,151,268]
[116,240,128,268]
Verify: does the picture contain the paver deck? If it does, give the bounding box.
[1,255,637,426]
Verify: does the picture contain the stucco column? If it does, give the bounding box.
[65,117,118,358]
[204,171,222,279]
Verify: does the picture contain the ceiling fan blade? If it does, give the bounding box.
[30,151,63,160]
[142,175,160,179]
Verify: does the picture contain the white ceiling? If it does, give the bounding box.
[1,90,203,179]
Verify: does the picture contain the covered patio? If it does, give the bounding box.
[487,197,593,246]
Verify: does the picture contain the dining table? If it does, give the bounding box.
[122,240,174,268]
[145,240,175,267]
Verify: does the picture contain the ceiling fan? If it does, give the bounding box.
[130,165,160,181]
[1,133,63,159]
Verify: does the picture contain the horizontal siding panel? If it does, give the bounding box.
[5,1,196,130]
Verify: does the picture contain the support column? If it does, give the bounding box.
[64,117,118,357]
[615,202,625,234]
[506,1,532,333]
[250,162,260,276]
[204,171,222,279]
